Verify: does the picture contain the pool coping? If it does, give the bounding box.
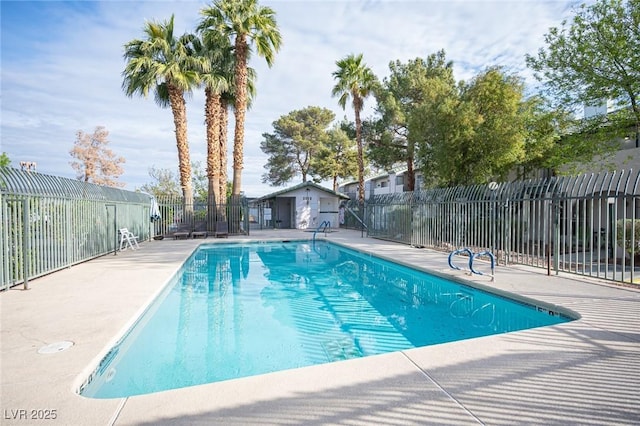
[1,229,639,425]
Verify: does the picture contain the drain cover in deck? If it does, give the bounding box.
[38,341,74,354]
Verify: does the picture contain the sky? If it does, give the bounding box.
[1,0,587,197]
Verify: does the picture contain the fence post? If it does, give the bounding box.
[553,196,560,275]
[105,204,117,255]
[360,201,366,238]
[22,198,29,290]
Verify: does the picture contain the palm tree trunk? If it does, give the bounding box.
[355,105,365,203]
[219,98,229,220]
[232,35,248,196]
[167,83,193,218]
[205,87,221,228]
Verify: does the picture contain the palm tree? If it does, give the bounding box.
[194,30,233,223]
[122,15,208,213]
[218,68,258,204]
[199,0,282,196]
[332,53,378,203]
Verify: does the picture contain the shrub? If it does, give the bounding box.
[616,219,640,256]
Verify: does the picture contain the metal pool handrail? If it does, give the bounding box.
[448,248,495,281]
[313,220,331,243]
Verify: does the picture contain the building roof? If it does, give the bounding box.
[254,181,350,202]
[339,166,411,187]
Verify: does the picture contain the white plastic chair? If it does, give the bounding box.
[119,228,140,251]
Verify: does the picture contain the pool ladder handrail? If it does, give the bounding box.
[448,248,495,281]
[345,206,367,229]
[312,220,331,243]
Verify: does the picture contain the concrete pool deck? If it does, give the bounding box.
[1,229,639,425]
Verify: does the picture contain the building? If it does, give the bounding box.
[252,181,350,230]
[339,168,423,200]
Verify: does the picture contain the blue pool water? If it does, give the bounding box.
[80,240,572,398]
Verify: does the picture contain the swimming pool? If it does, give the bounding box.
[79,240,573,399]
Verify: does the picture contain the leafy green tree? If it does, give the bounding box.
[260,133,294,186]
[260,106,335,185]
[139,162,208,199]
[191,161,209,200]
[526,0,640,148]
[512,95,616,178]
[411,77,474,187]
[515,96,566,178]
[139,166,182,199]
[315,124,358,191]
[412,67,529,186]
[361,117,397,170]
[457,67,527,183]
[122,15,207,212]
[332,53,378,202]
[372,51,456,190]
[0,152,10,168]
[200,0,282,196]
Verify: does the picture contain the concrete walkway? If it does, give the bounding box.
[1,229,639,425]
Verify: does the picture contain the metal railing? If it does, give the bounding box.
[1,168,250,291]
[359,169,640,284]
[3,165,638,289]
[154,195,249,237]
[1,168,153,290]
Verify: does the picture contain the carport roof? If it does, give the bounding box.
[254,181,350,202]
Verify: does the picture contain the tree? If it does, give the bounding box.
[512,95,611,178]
[0,152,10,168]
[411,76,473,187]
[218,92,231,202]
[138,162,208,199]
[456,67,527,183]
[332,53,378,202]
[260,106,335,185]
[526,0,640,148]
[69,126,125,187]
[193,26,232,217]
[138,166,182,199]
[411,67,529,186]
[372,51,456,190]
[315,124,358,191]
[122,15,207,212]
[191,161,209,200]
[200,0,282,196]
[216,75,258,203]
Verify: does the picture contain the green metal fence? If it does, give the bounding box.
[3,165,638,289]
[1,168,153,290]
[1,168,251,291]
[153,195,249,237]
[359,169,640,284]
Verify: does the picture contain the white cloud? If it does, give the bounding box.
[1,0,583,197]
